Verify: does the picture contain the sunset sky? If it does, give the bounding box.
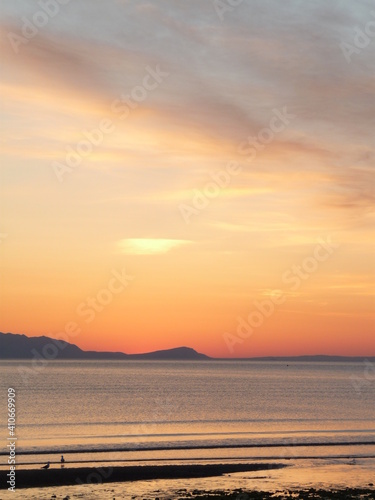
[1,0,374,357]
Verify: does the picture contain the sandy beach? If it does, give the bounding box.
[1,458,375,499]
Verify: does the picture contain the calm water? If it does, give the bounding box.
[0,360,374,468]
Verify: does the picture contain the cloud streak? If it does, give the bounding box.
[0,0,373,356]
[118,238,191,255]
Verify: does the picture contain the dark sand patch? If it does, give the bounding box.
[179,488,375,499]
[0,463,285,489]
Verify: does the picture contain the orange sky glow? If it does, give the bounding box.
[0,1,374,357]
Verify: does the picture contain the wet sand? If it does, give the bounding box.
[1,458,374,498]
[185,488,375,499]
[1,462,374,499]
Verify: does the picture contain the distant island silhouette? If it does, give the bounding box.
[0,332,209,360]
[0,332,373,361]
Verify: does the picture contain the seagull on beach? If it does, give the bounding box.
[61,455,65,464]
[41,461,50,469]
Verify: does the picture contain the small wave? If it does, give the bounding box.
[1,440,374,456]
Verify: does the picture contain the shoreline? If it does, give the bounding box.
[0,463,285,489]
[2,454,375,468]
[1,440,374,456]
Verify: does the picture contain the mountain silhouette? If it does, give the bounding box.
[0,332,210,360]
[1,332,372,362]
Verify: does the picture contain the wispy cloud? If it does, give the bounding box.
[0,0,374,355]
[118,238,191,255]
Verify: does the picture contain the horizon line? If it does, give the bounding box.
[1,331,374,359]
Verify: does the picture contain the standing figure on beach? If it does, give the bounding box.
[60,455,65,467]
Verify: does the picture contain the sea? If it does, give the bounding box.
[0,360,374,498]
